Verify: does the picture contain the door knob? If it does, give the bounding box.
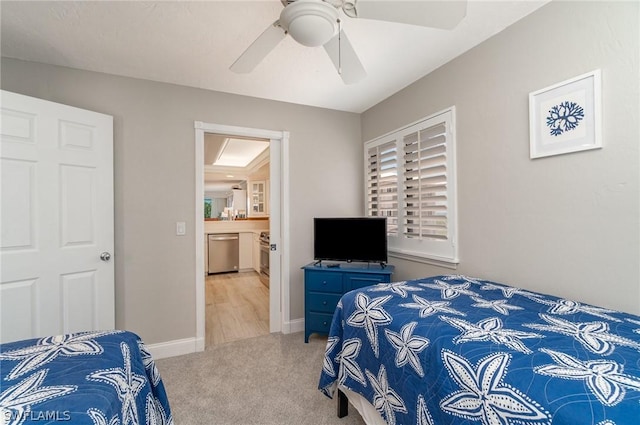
[100,252,112,261]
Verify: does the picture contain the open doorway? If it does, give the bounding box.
[194,121,289,352]
[203,134,270,346]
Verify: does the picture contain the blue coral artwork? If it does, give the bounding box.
[546,101,584,137]
[529,70,601,159]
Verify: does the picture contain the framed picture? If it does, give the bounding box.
[529,70,601,159]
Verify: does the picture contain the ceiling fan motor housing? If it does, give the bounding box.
[280,0,339,47]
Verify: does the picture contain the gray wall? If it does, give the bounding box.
[0,59,362,343]
[362,1,640,314]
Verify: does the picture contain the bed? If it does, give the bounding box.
[319,275,640,425]
[0,330,173,425]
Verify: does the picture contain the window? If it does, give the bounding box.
[366,139,399,236]
[365,107,458,264]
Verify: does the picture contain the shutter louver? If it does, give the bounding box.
[402,122,448,240]
[366,140,398,236]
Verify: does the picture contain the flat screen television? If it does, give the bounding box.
[314,217,387,265]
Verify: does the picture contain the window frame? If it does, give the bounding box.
[364,107,459,266]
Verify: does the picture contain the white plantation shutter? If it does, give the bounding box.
[403,122,448,239]
[364,107,458,264]
[366,138,399,236]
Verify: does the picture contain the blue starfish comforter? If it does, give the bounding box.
[319,275,640,425]
[0,330,173,425]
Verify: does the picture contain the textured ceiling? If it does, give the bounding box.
[1,0,549,113]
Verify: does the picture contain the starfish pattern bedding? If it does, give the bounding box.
[319,275,640,425]
[0,330,173,425]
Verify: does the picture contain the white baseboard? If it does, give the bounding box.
[282,318,304,334]
[146,323,306,360]
[146,337,203,360]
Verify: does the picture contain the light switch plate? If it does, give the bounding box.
[176,221,186,236]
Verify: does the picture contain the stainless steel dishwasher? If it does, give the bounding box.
[207,233,239,274]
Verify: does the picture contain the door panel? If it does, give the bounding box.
[1,158,36,250]
[59,119,95,150]
[0,278,37,342]
[0,90,114,343]
[61,270,97,333]
[1,108,36,143]
[60,164,96,247]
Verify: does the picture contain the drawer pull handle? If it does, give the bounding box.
[323,321,328,326]
[322,301,327,305]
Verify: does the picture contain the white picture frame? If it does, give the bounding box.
[529,70,602,159]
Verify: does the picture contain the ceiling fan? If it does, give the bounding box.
[230,0,467,84]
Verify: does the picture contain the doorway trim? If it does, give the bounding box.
[194,121,289,351]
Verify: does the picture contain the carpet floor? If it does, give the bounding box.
[156,332,366,425]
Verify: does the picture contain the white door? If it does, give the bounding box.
[0,90,114,343]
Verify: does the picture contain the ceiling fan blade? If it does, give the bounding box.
[323,29,366,85]
[353,0,467,30]
[230,21,286,73]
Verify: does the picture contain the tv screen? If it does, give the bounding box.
[314,217,387,264]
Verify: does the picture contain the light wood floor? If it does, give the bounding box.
[205,271,269,347]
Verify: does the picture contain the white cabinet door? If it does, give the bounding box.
[0,90,114,343]
[249,180,266,216]
[253,233,260,273]
[239,232,253,270]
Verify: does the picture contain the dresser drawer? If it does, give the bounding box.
[302,263,394,343]
[305,271,342,293]
[307,312,334,334]
[306,292,342,313]
[344,272,389,291]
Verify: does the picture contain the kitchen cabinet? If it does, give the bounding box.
[253,232,260,273]
[239,232,253,270]
[249,180,267,216]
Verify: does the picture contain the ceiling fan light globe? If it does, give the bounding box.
[288,17,336,47]
[280,0,338,47]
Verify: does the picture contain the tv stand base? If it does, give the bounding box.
[302,262,395,342]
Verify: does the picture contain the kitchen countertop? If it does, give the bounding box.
[204,219,268,235]
[205,217,268,221]
[206,230,263,235]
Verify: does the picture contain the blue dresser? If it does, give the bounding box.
[303,262,395,342]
